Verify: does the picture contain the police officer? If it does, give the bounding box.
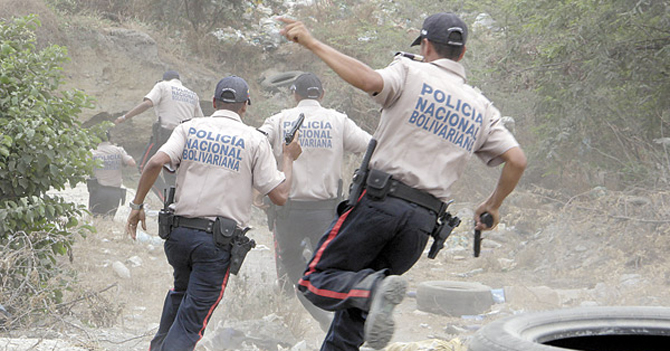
[125,75,302,351]
[87,130,136,217]
[115,70,204,201]
[279,13,527,350]
[257,72,371,331]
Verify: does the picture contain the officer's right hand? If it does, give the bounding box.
[283,132,302,161]
[126,208,146,240]
[474,203,499,231]
[277,17,317,49]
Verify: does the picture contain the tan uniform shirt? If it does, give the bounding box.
[144,79,204,129]
[259,99,371,201]
[370,57,519,201]
[92,141,134,187]
[158,110,285,226]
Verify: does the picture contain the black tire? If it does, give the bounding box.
[416,281,493,316]
[260,71,304,91]
[468,306,670,351]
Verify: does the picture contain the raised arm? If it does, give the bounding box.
[277,17,384,95]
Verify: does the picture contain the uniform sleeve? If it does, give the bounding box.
[257,113,281,145]
[144,82,163,105]
[474,104,520,167]
[251,135,286,195]
[118,147,134,165]
[342,115,372,154]
[370,57,408,108]
[158,123,188,167]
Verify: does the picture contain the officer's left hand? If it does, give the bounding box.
[126,209,146,240]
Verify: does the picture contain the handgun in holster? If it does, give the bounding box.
[212,216,255,275]
[158,187,175,239]
[427,201,461,259]
[229,231,255,275]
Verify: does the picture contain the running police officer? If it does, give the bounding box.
[257,72,371,331]
[87,130,136,217]
[279,13,527,350]
[115,70,204,201]
[125,75,302,351]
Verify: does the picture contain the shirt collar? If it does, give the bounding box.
[211,109,243,123]
[167,79,183,87]
[297,99,322,108]
[430,59,467,83]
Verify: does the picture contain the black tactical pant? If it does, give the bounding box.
[298,193,436,351]
[274,199,339,331]
[87,178,126,217]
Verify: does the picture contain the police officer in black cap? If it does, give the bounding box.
[278,12,526,350]
[126,75,301,351]
[115,70,204,201]
[257,72,371,331]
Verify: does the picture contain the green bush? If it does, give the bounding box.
[0,14,98,328]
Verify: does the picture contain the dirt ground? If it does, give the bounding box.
[4,178,670,351]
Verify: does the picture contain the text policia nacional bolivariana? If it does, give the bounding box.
[408,83,483,152]
[183,128,245,172]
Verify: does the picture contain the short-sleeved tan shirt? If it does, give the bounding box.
[259,99,371,200]
[92,141,134,187]
[144,79,204,129]
[158,110,285,226]
[370,57,519,201]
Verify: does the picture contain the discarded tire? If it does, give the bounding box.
[416,281,493,316]
[260,71,304,91]
[468,306,670,351]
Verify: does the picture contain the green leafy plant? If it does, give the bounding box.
[0,14,98,329]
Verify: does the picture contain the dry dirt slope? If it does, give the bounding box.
[4,177,669,351]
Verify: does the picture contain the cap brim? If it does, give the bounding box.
[410,35,422,47]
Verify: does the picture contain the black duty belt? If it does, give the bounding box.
[173,216,215,233]
[386,179,445,214]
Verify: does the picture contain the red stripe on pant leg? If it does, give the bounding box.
[297,190,370,300]
[140,142,155,172]
[197,268,231,340]
[303,204,352,276]
[298,279,370,299]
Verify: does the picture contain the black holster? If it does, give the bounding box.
[158,209,174,239]
[427,211,461,259]
[212,217,255,275]
[229,234,256,275]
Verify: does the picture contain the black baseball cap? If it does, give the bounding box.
[215,75,251,105]
[163,70,180,81]
[410,12,468,47]
[290,73,323,99]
